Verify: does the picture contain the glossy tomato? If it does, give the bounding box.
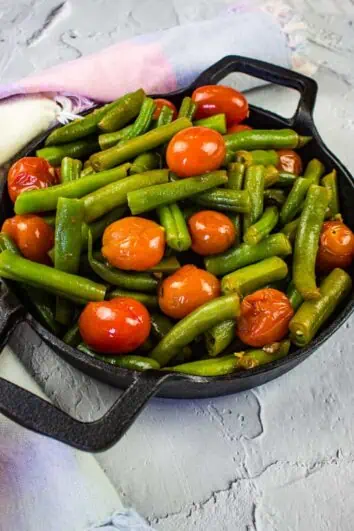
[192,85,249,126]
[102,217,165,271]
[7,157,57,203]
[237,288,294,347]
[316,221,354,273]
[158,264,220,319]
[227,123,252,134]
[276,149,303,176]
[153,98,177,120]
[188,210,236,255]
[79,297,151,354]
[2,215,54,264]
[166,126,225,178]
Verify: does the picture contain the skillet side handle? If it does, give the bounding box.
[0,370,177,452]
[192,55,318,130]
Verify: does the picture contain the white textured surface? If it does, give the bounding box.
[2,1,354,529]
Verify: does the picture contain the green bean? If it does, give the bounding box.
[81,165,95,177]
[123,97,156,139]
[0,233,21,255]
[221,257,288,296]
[150,294,240,367]
[15,163,130,215]
[36,137,99,166]
[264,166,280,188]
[60,157,82,183]
[280,178,310,225]
[205,232,291,276]
[293,185,329,300]
[194,114,227,134]
[224,148,234,166]
[264,188,286,207]
[205,320,235,357]
[128,170,227,215]
[130,152,161,174]
[78,343,160,371]
[148,256,181,273]
[236,150,279,167]
[193,188,251,213]
[226,162,245,190]
[277,172,297,188]
[303,158,325,185]
[234,340,290,370]
[107,289,158,309]
[244,206,279,245]
[150,313,193,363]
[243,165,265,234]
[87,231,157,292]
[41,214,56,227]
[91,117,192,171]
[280,217,299,243]
[54,198,85,324]
[286,281,303,311]
[98,125,134,150]
[62,322,81,347]
[322,170,340,217]
[81,206,126,249]
[98,88,146,132]
[83,169,169,222]
[224,129,312,152]
[289,268,352,346]
[178,97,197,120]
[0,251,106,303]
[158,203,191,252]
[156,105,174,127]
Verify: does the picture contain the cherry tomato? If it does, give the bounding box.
[102,217,165,271]
[192,85,249,126]
[153,98,177,120]
[2,214,54,264]
[158,264,220,319]
[276,149,303,176]
[188,210,236,256]
[166,126,226,178]
[237,288,294,348]
[227,123,253,134]
[316,221,354,273]
[79,297,151,355]
[7,157,57,203]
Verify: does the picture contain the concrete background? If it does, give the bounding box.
[2,1,354,529]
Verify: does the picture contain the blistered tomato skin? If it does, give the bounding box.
[158,264,221,319]
[1,214,54,264]
[276,149,303,176]
[317,221,354,273]
[237,288,294,347]
[7,157,57,203]
[79,297,151,355]
[166,126,226,178]
[153,98,178,120]
[188,210,236,256]
[102,217,165,271]
[227,124,252,134]
[192,85,249,126]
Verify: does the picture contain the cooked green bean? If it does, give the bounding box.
[36,137,99,166]
[236,150,279,167]
[98,125,134,150]
[150,313,193,363]
[178,97,197,120]
[280,177,310,225]
[243,165,265,234]
[303,158,325,185]
[123,97,156,139]
[15,163,130,215]
[130,152,161,174]
[226,162,245,190]
[78,343,160,371]
[81,165,94,177]
[193,188,251,213]
[81,206,126,249]
[264,166,280,188]
[194,114,227,134]
[322,170,340,217]
[148,256,181,273]
[128,171,227,215]
[156,105,174,127]
[98,88,146,132]
[107,289,158,309]
[280,217,300,243]
[277,172,297,188]
[158,203,191,252]
[60,157,82,183]
[293,185,329,300]
[62,322,81,347]
[205,319,235,357]
[150,294,240,367]
[286,281,303,311]
[224,129,312,152]
[221,257,288,296]
[244,206,279,245]
[264,188,286,207]
[290,268,352,346]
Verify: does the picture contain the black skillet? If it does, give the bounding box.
[0,56,353,452]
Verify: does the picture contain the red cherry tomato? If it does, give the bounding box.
[2,215,54,264]
[153,98,177,120]
[192,85,249,126]
[237,288,294,347]
[316,221,354,273]
[79,297,151,355]
[276,149,303,176]
[227,124,253,134]
[102,217,165,271]
[7,157,57,203]
[158,264,220,319]
[166,126,226,178]
[188,210,236,255]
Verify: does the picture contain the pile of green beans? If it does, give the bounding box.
[1,86,352,378]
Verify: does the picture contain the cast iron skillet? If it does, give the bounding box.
[0,56,353,452]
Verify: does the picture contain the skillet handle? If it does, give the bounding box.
[0,287,176,452]
[192,55,318,130]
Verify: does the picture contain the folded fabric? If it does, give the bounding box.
[87,509,155,531]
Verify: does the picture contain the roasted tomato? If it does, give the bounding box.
[276,149,303,176]
[317,221,354,273]
[79,297,151,354]
[153,98,178,120]
[188,210,236,255]
[7,157,57,203]
[102,217,165,271]
[192,85,249,125]
[237,288,294,347]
